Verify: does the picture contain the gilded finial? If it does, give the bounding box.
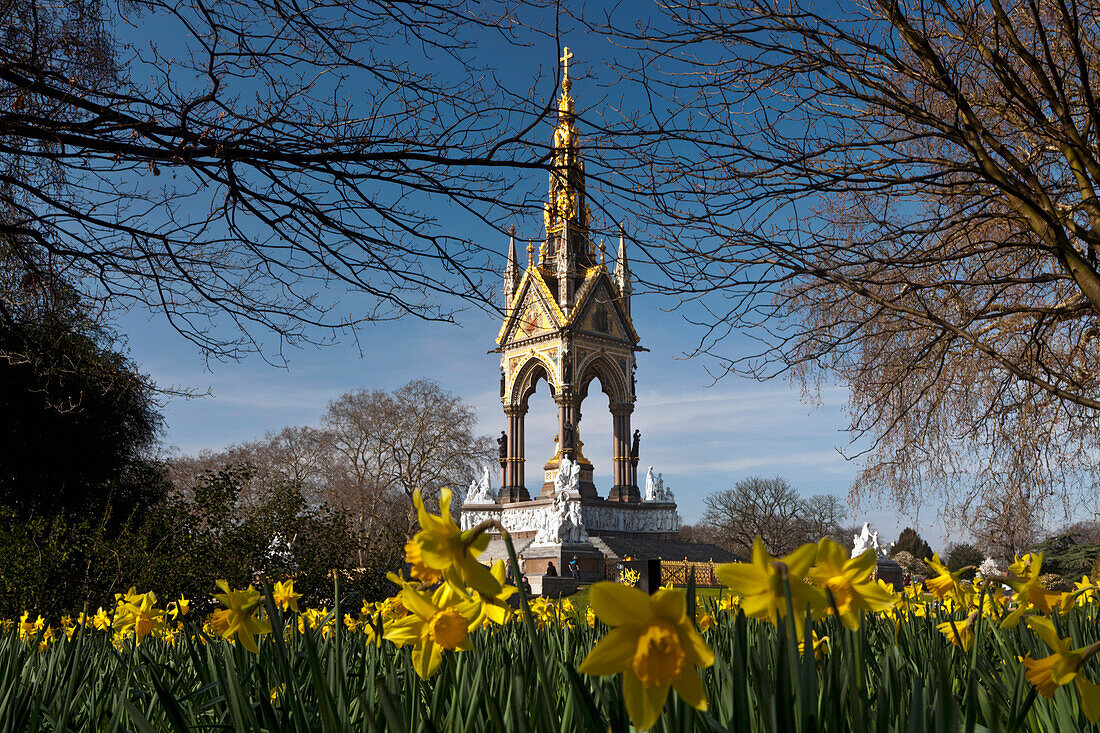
[560,47,574,92]
[527,241,534,265]
[509,224,515,237]
[598,239,606,265]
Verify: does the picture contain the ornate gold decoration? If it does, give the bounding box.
[559,190,576,222]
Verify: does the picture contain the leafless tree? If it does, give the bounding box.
[321,379,493,540]
[2,0,565,362]
[168,424,329,512]
[970,484,1046,560]
[700,475,809,556]
[586,0,1100,527]
[798,494,849,547]
[171,378,493,550]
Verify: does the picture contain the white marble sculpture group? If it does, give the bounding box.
[643,467,675,502]
[531,457,588,545]
[850,522,892,558]
[459,459,681,538]
[465,466,496,504]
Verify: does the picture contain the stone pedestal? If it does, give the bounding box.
[530,575,579,598]
[875,556,904,591]
[521,542,604,583]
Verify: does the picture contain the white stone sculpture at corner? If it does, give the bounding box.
[565,498,588,543]
[463,466,495,505]
[657,472,674,502]
[852,522,874,557]
[644,467,675,502]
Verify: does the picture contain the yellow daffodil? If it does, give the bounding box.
[405,539,444,585]
[112,588,166,642]
[469,560,517,626]
[578,583,714,730]
[167,595,190,621]
[715,538,824,628]
[924,554,966,603]
[1023,616,1100,721]
[297,607,330,634]
[808,539,898,629]
[937,610,979,651]
[210,580,271,653]
[92,607,111,631]
[18,611,46,641]
[697,611,715,632]
[798,630,830,662]
[381,595,408,620]
[273,580,301,612]
[586,606,596,628]
[1001,553,1063,628]
[382,580,482,678]
[1074,576,1099,605]
[409,488,501,598]
[718,594,741,613]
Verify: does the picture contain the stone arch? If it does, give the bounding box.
[509,354,558,410]
[576,353,630,406]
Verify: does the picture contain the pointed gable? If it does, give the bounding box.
[496,267,564,346]
[568,267,638,344]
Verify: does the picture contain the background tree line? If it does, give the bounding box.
[0,248,490,615]
[681,476,852,558]
[168,380,493,568]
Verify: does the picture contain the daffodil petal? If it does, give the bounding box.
[651,588,686,623]
[589,582,652,627]
[1027,616,1068,653]
[578,626,639,676]
[622,670,667,730]
[1078,676,1100,723]
[676,625,715,667]
[781,542,818,578]
[672,667,707,710]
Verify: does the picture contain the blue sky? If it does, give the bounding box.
[107,4,962,551]
[119,265,949,549]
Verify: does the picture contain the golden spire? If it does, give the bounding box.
[527,241,535,266]
[546,47,585,237]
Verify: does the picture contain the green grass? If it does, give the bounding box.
[4,589,1099,732]
[566,584,729,611]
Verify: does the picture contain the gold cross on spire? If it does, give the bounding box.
[560,47,574,89]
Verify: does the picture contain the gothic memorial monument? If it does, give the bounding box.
[460,50,704,581]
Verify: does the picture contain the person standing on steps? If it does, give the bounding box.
[569,555,580,580]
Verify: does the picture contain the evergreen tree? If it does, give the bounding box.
[891,528,933,561]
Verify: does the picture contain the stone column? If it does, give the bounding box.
[502,405,530,502]
[558,397,572,458]
[607,403,639,502]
